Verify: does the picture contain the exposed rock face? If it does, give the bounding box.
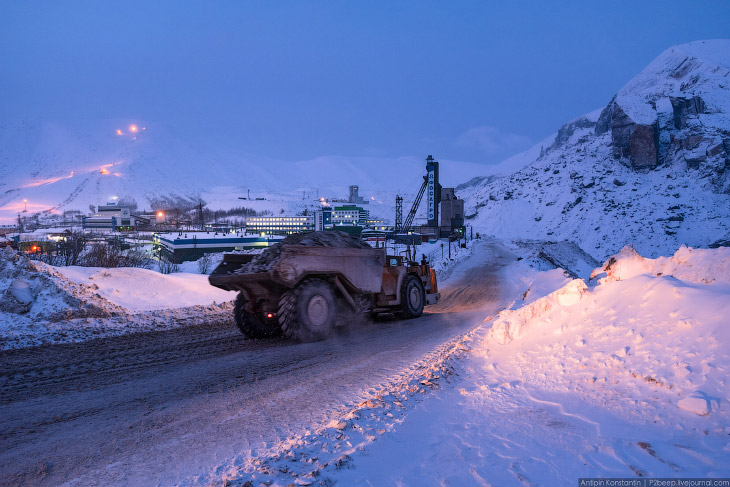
[595,98,615,135]
[627,124,659,170]
[597,102,659,170]
[670,96,706,129]
[552,116,597,149]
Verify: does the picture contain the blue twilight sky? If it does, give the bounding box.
[1,1,729,165]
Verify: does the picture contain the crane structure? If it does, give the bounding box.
[399,176,428,233]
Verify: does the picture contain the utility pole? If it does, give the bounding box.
[448,239,451,259]
[470,225,473,241]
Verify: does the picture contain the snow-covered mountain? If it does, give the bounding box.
[461,39,730,260]
[0,119,490,223]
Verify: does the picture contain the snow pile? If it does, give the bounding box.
[482,246,730,421]
[596,244,730,286]
[51,265,233,312]
[486,278,587,344]
[0,246,236,350]
[0,246,126,320]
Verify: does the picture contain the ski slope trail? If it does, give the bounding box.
[0,239,515,487]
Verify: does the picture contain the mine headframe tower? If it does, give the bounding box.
[395,155,441,234]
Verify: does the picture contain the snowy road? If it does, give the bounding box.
[0,239,516,487]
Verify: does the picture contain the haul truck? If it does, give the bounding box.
[209,242,440,342]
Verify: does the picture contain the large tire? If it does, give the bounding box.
[400,275,425,319]
[234,293,281,339]
[278,279,336,342]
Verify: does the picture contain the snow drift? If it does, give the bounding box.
[0,247,236,350]
[484,245,730,418]
[595,244,730,286]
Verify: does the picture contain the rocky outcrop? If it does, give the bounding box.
[552,116,596,149]
[597,101,659,170]
[670,96,706,129]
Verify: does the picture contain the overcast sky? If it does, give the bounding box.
[1,1,729,164]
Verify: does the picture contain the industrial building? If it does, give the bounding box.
[348,185,368,204]
[134,211,167,228]
[245,216,315,235]
[365,218,389,231]
[245,206,370,236]
[318,205,369,235]
[10,228,75,253]
[331,205,369,226]
[440,187,465,231]
[153,232,284,262]
[82,203,136,231]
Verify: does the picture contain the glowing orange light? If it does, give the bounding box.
[116,129,123,135]
[100,168,110,175]
[31,246,39,252]
[129,125,138,133]
[157,211,164,218]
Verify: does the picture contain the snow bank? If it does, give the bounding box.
[595,244,730,286]
[482,246,730,420]
[0,247,236,350]
[52,265,234,312]
[0,246,126,320]
[486,278,587,344]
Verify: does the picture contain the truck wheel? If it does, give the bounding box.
[279,279,336,342]
[234,293,281,339]
[401,275,425,318]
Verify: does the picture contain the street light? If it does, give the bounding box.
[23,199,27,212]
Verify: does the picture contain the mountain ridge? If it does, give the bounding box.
[461,39,730,260]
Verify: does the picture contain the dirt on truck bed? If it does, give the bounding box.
[234,231,373,274]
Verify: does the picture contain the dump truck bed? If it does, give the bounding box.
[209,244,386,295]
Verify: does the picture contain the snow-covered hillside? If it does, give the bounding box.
[0,118,490,224]
[461,39,730,260]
